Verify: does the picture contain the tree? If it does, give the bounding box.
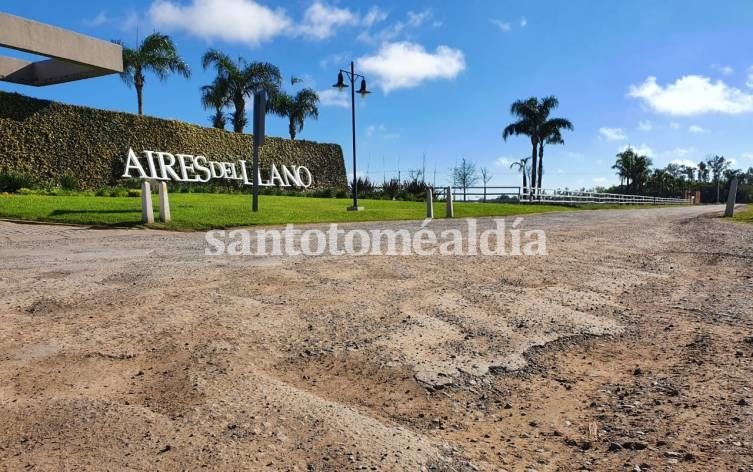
[503,96,572,194]
[535,97,573,191]
[480,167,493,202]
[697,161,709,182]
[706,155,730,203]
[509,157,530,198]
[612,147,652,193]
[202,49,282,133]
[200,78,229,129]
[503,98,538,194]
[118,33,190,115]
[452,157,479,201]
[269,79,319,140]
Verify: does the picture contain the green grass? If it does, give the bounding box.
[732,205,753,223]
[0,193,583,230]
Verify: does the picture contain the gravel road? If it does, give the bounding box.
[1,205,751,471]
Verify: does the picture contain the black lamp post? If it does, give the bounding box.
[333,61,370,211]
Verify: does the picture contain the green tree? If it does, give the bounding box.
[613,147,652,194]
[269,79,319,140]
[503,96,572,194]
[202,49,282,133]
[118,33,191,115]
[200,78,229,129]
[706,155,730,203]
[509,157,530,196]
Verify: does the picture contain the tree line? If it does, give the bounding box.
[610,147,753,203]
[117,33,318,140]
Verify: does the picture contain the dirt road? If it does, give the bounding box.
[1,206,751,471]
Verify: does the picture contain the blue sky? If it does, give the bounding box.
[3,0,753,189]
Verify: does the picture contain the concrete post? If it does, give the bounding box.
[426,188,434,219]
[141,181,154,224]
[446,186,454,218]
[724,178,738,217]
[158,181,171,223]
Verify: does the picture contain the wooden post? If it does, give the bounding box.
[445,186,454,218]
[426,188,434,219]
[724,178,738,217]
[141,181,154,224]
[158,181,171,223]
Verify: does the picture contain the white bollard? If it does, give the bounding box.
[426,188,434,219]
[445,186,454,218]
[141,181,154,224]
[158,181,171,223]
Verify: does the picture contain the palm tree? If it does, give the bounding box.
[536,97,573,191]
[503,96,572,194]
[503,98,538,194]
[202,49,282,133]
[200,78,229,129]
[269,86,319,140]
[509,157,530,196]
[118,33,190,115]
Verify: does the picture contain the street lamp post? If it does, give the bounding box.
[333,61,370,211]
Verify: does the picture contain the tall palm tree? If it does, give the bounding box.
[201,49,282,133]
[200,78,229,129]
[503,96,572,194]
[269,87,320,140]
[536,97,573,191]
[509,157,530,195]
[118,33,190,115]
[503,98,539,194]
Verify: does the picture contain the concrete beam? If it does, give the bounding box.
[0,13,122,86]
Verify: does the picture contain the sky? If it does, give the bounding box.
[2,0,753,189]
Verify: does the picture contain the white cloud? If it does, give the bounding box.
[619,144,654,157]
[747,66,753,88]
[362,6,388,27]
[317,88,349,108]
[84,11,111,26]
[491,19,511,32]
[149,0,291,46]
[359,41,465,92]
[712,64,734,76]
[496,157,514,167]
[670,122,681,129]
[599,127,627,140]
[637,120,652,131]
[297,2,357,39]
[365,124,399,140]
[358,9,434,43]
[593,177,608,184]
[664,147,695,158]
[688,125,710,133]
[742,152,753,160]
[520,17,528,27]
[556,168,564,174]
[670,159,698,168]
[628,75,753,115]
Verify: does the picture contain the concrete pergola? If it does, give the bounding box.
[0,13,122,86]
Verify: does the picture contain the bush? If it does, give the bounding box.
[382,179,401,200]
[17,187,34,195]
[60,172,78,190]
[112,188,129,197]
[95,187,113,197]
[0,171,35,193]
[127,189,142,197]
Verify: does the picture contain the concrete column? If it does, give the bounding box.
[426,188,434,219]
[158,182,171,223]
[445,186,454,218]
[141,181,154,224]
[724,178,738,217]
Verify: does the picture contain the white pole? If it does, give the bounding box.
[141,181,154,224]
[158,181,171,223]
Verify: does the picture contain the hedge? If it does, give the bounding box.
[0,91,347,190]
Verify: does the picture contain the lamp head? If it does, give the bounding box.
[357,78,371,98]
[333,71,348,90]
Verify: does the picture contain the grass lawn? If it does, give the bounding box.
[0,193,585,230]
[732,205,753,223]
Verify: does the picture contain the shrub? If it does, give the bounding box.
[382,179,401,200]
[112,188,129,197]
[17,187,34,195]
[0,171,35,193]
[95,187,112,197]
[60,172,78,190]
[127,189,142,197]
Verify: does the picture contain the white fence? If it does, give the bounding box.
[445,186,689,205]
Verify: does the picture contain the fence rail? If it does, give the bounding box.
[442,186,689,205]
